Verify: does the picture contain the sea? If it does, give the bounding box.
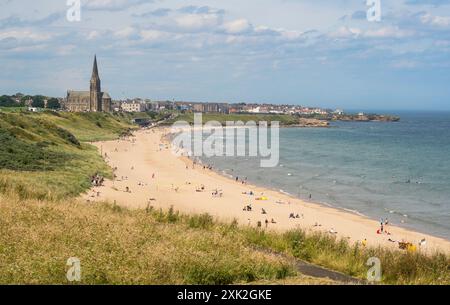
[196,111,450,240]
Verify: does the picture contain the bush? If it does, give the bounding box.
[188,214,214,229]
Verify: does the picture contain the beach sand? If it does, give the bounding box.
[83,127,450,254]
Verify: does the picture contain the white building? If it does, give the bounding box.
[121,101,147,112]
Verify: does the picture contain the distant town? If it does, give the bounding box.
[0,92,401,122]
[0,55,399,124]
[0,91,349,116]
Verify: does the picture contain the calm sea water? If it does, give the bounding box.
[200,112,450,239]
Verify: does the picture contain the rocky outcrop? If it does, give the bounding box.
[294,118,330,128]
[331,114,400,122]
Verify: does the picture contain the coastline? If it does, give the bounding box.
[83,127,450,255]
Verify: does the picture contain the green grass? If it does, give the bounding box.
[165,113,299,126]
[1,195,447,284]
[0,112,135,200]
[0,107,26,113]
[237,227,449,285]
[36,111,136,142]
[0,196,299,285]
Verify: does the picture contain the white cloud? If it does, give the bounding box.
[175,13,220,31]
[279,30,304,41]
[223,19,252,34]
[87,30,101,40]
[57,45,76,56]
[114,26,136,38]
[139,29,167,42]
[363,26,415,38]
[0,29,52,41]
[84,0,148,11]
[420,13,450,27]
[328,26,362,38]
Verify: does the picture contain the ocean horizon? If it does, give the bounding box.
[199,111,450,240]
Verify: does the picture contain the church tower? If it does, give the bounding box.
[90,55,102,112]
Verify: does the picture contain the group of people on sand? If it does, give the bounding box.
[196,185,206,192]
[242,204,277,229]
[235,176,248,185]
[91,173,104,187]
[357,217,427,252]
[289,213,302,219]
[377,218,391,235]
[212,189,223,198]
[256,218,277,229]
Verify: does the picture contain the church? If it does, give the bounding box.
[66,56,112,112]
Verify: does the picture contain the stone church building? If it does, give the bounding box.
[66,56,112,112]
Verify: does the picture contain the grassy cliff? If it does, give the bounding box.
[0,111,135,200]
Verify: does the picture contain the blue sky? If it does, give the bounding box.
[1,0,450,110]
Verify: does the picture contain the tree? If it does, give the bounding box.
[20,95,32,103]
[46,98,61,109]
[0,95,16,107]
[31,96,45,108]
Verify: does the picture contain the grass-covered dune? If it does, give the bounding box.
[1,195,447,285]
[0,195,328,285]
[0,111,135,200]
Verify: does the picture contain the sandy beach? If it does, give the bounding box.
[84,127,450,254]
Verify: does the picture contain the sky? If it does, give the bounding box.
[0,0,450,111]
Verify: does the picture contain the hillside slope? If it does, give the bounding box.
[0,111,135,199]
[0,195,329,285]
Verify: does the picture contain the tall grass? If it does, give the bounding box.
[237,227,450,285]
[0,195,298,285]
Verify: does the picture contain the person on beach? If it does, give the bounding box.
[243,205,252,212]
[265,219,269,228]
[329,228,338,234]
[362,239,367,247]
[262,208,267,215]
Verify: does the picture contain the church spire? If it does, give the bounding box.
[92,55,99,80]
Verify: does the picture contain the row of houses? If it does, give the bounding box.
[113,99,343,116]
[116,100,230,114]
